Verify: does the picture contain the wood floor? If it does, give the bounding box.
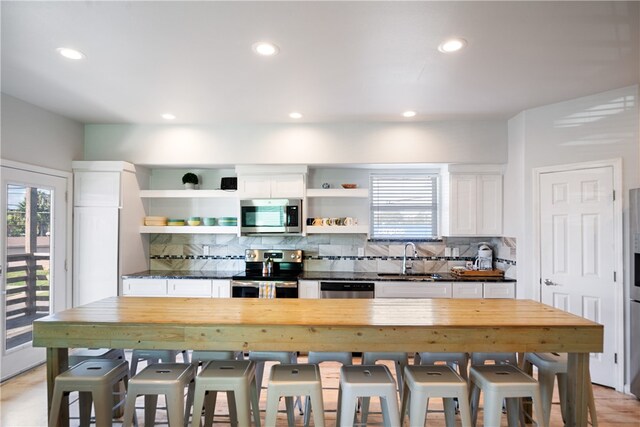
[1,356,638,426]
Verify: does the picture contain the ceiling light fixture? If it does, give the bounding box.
[56,47,86,60]
[438,38,467,53]
[252,41,279,56]
[402,111,417,118]
[289,112,303,119]
[161,113,176,120]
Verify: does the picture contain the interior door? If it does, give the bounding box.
[539,166,616,387]
[1,165,67,380]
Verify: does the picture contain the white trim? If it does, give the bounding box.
[1,159,72,179]
[71,160,136,173]
[532,157,624,392]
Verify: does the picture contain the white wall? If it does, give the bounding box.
[84,120,507,166]
[1,93,84,171]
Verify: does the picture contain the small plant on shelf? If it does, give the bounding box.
[182,172,199,189]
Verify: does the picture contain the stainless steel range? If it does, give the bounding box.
[231,249,302,298]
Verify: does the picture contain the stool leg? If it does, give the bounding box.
[203,392,217,427]
[505,397,520,427]
[538,369,556,426]
[532,388,547,427]
[93,386,114,427]
[444,397,457,427]
[78,391,93,426]
[184,380,195,427]
[285,396,295,426]
[166,389,186,427]
[303,396,312,427]
[483,390,503,427]
[264,389,280,426]
[457,388,473,427]
[48,387,63,427]
[408,389,428,427]
[338,393,358,427]
[122,391,138,427]
[227,391,239,426]
[250,376,261,427]
[381,392,401,427]
[470,383,481,427]
[254,361,266,401]
[234,383,252,427]
[145,394,158,427]
[400,383,410,425]
[190,384,206,427]
[310,384,326,427]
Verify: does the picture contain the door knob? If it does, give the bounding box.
[544,279,560,286]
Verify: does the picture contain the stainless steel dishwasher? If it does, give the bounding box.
[319,281,375,299]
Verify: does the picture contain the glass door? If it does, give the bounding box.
[1,165,67,380]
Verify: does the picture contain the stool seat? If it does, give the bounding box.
[68,348,126,367]
[123,363,195,427]
[470,364,546,427]
[337,365,400,427]
[49,359,130,427]
[191,360,260,427]
[130,349,190,375]
[401,365,472,427]
[525,352,598,426]
[416,352,470,381]
[265,364,325,427]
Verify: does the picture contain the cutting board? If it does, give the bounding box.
[451,268,505,278]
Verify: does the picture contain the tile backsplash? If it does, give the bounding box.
[149,234,517,279]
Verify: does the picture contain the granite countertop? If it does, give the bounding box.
[123,270,515,282]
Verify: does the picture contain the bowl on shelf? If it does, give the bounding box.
[144,216,168,226]
[167,218,185,226]
[203,217,217,226]
[187,216,201,226]
[218,217,238,226]
[341,183,358,189]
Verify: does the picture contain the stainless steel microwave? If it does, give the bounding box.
[240,199,302,235]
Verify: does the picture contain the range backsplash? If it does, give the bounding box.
[149,235,517,279]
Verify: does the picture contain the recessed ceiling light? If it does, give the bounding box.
[161,113,176,120]
[56,47,85,60]
[289,112,303,119]
[252,41,279,56]
[402,111,417,118]
[438,38,467,53]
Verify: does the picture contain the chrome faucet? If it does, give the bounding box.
[402,242,417,275]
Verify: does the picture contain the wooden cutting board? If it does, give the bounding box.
[451,268,505,278]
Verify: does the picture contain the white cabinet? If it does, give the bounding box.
[452,282,483,298]
[298,280,320,299]
[72,161,149,306]
[167,279,212,297]
[212,280,231,298]
[483,282,516,299]
[123,278,167,296]
[375,282,452,298]
[238,175,305,198]
[444,173,502,236]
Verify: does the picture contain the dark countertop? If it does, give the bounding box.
[123,270,515,282]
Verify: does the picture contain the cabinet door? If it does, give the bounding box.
[73,207,119,306]
[483,282,515,299]
[212,280,231,298]
[477,174,502,235]
[452,282,483,298]
[237,176,272,198]
[449,175,477,235]
[167,279,212,297]
[298,280,319,299]
[375,282,451,298]
[123,278,167,296]
[74,171,121,207]
[271,175,305,198]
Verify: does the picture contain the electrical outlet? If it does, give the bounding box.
[357,247,365,257]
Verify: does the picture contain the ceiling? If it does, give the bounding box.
[2,1,638,125]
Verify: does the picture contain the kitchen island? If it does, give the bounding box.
[34,297,601,426]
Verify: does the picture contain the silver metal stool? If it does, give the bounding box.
[303,352,353,426]
[129,349,190,375]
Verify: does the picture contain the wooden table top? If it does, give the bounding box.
[33,297,603,353]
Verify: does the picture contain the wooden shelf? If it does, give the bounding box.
[305,225,369,234]
[306,188,368,198]
[140,226,238,234]
[140,190,238,198]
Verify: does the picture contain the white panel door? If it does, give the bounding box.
[540,166,616,387]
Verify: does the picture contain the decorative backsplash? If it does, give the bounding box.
[149,234,517,279]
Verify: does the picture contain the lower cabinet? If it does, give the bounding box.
[122,278,231,298]
[375,282,453,298]
[483,282,516,299]
[298,280,320,299]
[452,282,483,299]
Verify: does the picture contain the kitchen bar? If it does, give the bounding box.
[33,297,602,426]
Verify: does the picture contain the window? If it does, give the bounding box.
[370,174,438,239]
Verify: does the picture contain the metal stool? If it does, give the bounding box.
[469,364,546,427]
[68,348,126,367]
[190,360,261,427]
[303,352,353,426]
[265,364,325,427]
[471,352,518,366]
[49,359,130,427]
[130,349,190,375]
[415,352,470,381]
[336,365,400,427]
[123,363,195,427]
[525,352,598,426]
[248,351,303,414]
[361,352,407,424]
[401,365,472,427]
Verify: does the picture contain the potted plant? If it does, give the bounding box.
[182,172,199,189]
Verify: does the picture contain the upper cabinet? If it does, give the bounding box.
[442,168,503,236]
[237,174,305,198]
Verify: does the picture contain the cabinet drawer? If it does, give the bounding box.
[123,279,167,296]
[298,280,319,299]
[376,282,452,298]
[167,279,213,297]
[483,282,515,299]
[452,282,483,298]
[212,280,231,298]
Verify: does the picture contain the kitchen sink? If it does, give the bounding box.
[377,273,441,281]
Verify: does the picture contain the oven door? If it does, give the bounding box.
[231,280,298,298]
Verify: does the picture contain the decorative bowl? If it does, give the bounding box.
[203,217,216,226]
[341,183,357,189]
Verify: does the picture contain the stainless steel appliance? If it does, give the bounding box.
[629,189,640,398]
[240,199,302,235]
[320,281,375,299]
[231,249,302,298]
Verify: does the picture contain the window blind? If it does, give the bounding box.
[370,174,438,239]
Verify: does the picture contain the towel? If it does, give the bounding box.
[259,282,275,299]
